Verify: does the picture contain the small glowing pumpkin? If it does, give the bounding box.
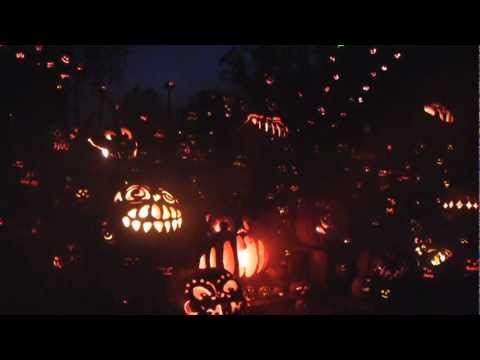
[424,103,454,124]
[245,113,288,138]
[113,184,182,235]
[52,129,70,152]
[74,188,90,202]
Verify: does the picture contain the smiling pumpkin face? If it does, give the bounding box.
[113,184,183,235]
[183,268,244,315]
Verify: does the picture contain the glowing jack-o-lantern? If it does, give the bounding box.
[183,268,245,315]
[88,127,138,160]
[424,103,454,123]
[245,113,288,138]
[427,248,453,267]
[198,228,268,279]
[20,170,40,188]
[464,258,479,273]
[113,184,182,235]
[75,188,90,202]
[371,254,408,281]
[52,130,70,152]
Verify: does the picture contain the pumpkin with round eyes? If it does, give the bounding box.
[183,268,245,315]
[113,184,183,235]
[87,127,138,160]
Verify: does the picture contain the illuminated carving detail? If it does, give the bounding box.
[87,127,138,160]
[245,113,288,138]
[113,184,182,235]
[183,268,244,315]
[441,198,478,211]
[424,103,455,123]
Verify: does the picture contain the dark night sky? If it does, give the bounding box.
[121,45,233,105]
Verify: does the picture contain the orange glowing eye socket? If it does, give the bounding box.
[120,128,133,140]
[125,185,151,202]
[223,280,239,293]
[104,130,117,141]
[192,286,213,300]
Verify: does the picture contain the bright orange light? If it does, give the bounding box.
[245,113,288,138]
[424,103,454,123]
[87,138,109,158]
[61,55,70,64]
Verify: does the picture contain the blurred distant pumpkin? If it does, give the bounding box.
[88,127,138,160]
[245,113,289,138]
[424,103,454,124]
[295,199,347,249]
[52,129,70,152]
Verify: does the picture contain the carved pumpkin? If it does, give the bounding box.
[295,199,347,249]
[20,170,40,188]
[418,247,454,280]
[183,268,245,315]
[113,184,182,235]
[245,113,288,138]
[424,103,454,123]
[52,129,70,152]
[198,228,268,279]
[74,188,90,202]
[371,254,408,281]
[88,127,138,160]
[464,258,479,273]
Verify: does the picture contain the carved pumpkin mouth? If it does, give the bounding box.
[114,185,182,235]
[121,203,182,234]
[184,300,243,315]
[245,113,289,138]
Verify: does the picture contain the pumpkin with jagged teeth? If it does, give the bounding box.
[113,184,183,235]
